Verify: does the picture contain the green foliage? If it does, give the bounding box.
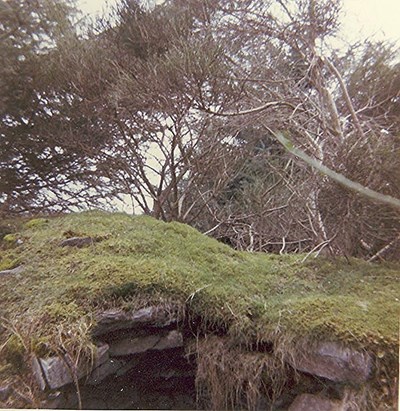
[0,0,114,215]
[45,301,85,322]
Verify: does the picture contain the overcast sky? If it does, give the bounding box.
[77,0,400,45]
[342,0,400,44]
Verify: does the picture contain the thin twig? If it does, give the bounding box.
[368,233,400,262]
[186,284,212,302]
[202,100,295,117]
[301,239,332,263]
[279,237,286,255]
[203,222,224,236]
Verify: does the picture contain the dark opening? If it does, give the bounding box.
[59,348,197,410]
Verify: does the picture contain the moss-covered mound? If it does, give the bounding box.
[0,211,399,385]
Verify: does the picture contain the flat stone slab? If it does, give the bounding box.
[109,330,183,357]
[288,393,342,411]
[92,306,177,336]
[33,343,109,390]
[290,341,371,384]
[31,355,47,391]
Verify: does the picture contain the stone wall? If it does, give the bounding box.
[33,306,196,409]
[30,305,379,410]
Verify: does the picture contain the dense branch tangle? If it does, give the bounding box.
[2,0,399,260]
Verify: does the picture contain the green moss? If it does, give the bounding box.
[0,255,20,271]
[44,301,86,322]
[3,234,17,244]
[23,218,48,229]
[2,335,25,371]
[0,210,398,367]
[30,337,51,358]
[1,233,23,250]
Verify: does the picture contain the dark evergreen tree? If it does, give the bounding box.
[0,0,114,215]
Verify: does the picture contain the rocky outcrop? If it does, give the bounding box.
[92,306,177,336]
[108,330,183,356]
[31,305,378,410]
[290,341,372,384]
[32,343,109,390]
[85,358,126,385]
[32,308,184,393]
[33,306,195,409]
[288,393,343,411]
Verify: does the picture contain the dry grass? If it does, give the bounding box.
[194,336,288,410]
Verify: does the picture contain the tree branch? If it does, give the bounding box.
[202,100,295,117]
[263,126,400,210]
[322,56,365,138]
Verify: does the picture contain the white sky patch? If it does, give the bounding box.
[77,0,400,45]
[78,0,164,17]
[341,0,400,44]
[77,0,114,17]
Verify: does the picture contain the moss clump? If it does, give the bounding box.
[0,257,19,271]
[0,211,398,383]
[23,218,48,230]
[2,234,17,244]
[0,255,20,271]
[1,234,24,251]
[44,301,86,322]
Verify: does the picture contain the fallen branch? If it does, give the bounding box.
[263,126,400,211]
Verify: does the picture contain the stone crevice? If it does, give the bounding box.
[32,305,375,410]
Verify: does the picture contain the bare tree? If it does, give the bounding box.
[16,0,398,260]
[180,0,400,259]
